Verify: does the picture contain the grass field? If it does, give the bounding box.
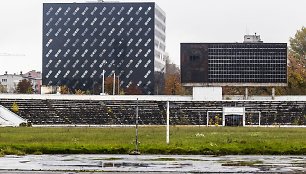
[1,126,306,155]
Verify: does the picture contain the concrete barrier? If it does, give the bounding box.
[0,105,27,127]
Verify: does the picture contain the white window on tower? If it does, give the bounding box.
[73,7,80,15]
[72,59,80,68]
[64,7,71,15]
[55,7,62,15]
[118,7,124,15]
[46,7,53,15]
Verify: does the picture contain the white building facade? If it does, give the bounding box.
[154,5,166,72]
[0,71,42,94]
[0,72,23,93]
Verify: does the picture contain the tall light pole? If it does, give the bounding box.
[113,72,115,95]
[101,70,105,94]
[117,76,120,95]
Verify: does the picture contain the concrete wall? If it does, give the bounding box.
[0,94,305,102]
[193,87,222,101]
[0,105,27,126]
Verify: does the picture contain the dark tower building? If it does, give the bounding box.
[43,2,166,94]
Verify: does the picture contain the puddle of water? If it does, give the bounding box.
[144,157,177,161]
[61,158,76,161]
[102,157,124,161]
[19,160,31,163]
[102,162,150,168]
[0,155,306,173]
[221,160,263,166]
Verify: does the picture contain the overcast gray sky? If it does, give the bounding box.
[0,0,305,74]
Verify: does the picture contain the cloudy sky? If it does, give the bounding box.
[0,0,305,74]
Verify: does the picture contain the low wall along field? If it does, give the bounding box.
[1,126,306,155]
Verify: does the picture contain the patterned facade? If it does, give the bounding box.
[43,2,166,94]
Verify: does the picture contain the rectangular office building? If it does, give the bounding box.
[43,2,166,94]
[181,42,287,86]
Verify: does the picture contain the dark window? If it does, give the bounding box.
[189,55,200,62]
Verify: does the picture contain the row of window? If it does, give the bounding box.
[209,79,286,83]
[209,60,286,63]
[209,65,286,68]
[154,50,165,61]
[210,79,286,81]
[209,44,286,49]
[154,39,166,51]
[155,28,166,42]
[209,68,286,71]
[208,73,286,76]
[45,25,153,38]
[46,6,153,17]
[209,47,286,50]
[209,66,286,69]
[155,8,166,23]
[46,35,152,50]
[45,55,153,70]
[209,76,286,79]
[46,16,152,30]
[209,53,286,56]
[45,47,153,59]
[155,17,166,32]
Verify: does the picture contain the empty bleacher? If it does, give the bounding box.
[0,95,305,126]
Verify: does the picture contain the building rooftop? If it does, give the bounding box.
[243,33,263,43]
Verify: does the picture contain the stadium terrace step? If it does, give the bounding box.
[0,98,305,126]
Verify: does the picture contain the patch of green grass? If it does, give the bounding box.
[0,146,25,156]
[1,126,306,155]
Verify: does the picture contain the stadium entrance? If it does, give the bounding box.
[222,107,245,126]
[224,114,243,126]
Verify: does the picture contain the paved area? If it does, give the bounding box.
[0,155,306,173]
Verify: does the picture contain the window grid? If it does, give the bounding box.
[208,43,287,83]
